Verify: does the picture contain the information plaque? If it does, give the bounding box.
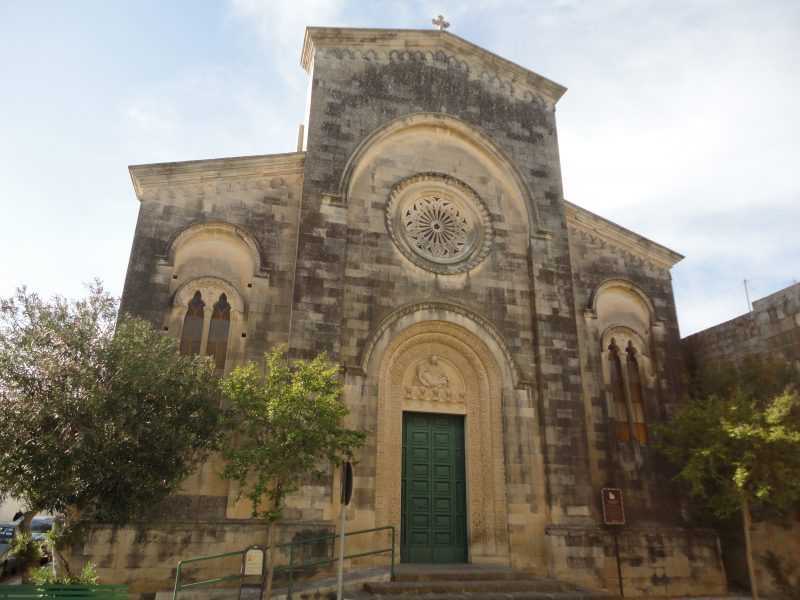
[601,487,625,525]
[243,547,264,576]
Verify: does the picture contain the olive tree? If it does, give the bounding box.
[220,348,366,599]
[0,284,222,578]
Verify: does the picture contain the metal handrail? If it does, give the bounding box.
[172,525,395,600]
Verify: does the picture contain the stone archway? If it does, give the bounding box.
[375,321,510,565]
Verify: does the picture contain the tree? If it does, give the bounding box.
[220,348,366,599]
[8,533,42,583]
[0,284,223,578]
[658,356,800,600]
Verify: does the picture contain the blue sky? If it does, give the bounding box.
[1,0,798,335]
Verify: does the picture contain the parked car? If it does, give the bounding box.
[0,516,55,576]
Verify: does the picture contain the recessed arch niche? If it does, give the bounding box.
[167,221,263,293]
[366,313,514,565]
[340,113,539,274]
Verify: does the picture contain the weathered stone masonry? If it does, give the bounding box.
[82,27,728,597]
[683,281,800,596]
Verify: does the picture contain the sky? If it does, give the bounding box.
[1,0,798,336]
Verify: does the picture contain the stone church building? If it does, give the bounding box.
[95,26,728,596]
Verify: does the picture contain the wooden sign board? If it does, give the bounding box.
[601,487,625,525]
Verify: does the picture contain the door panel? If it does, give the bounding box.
[401,412,467,563]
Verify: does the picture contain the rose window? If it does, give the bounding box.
[403,196,469,261]
[386,173,493,274]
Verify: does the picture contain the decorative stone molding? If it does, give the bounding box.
[403,354,466,404]
[586,278,656,320]
[164,276,247,374]
[301,27,567,104]
[357,300,529,388]
[584,278,667,333]
[373,321,510,564]
[172,276,246,314]
[164,221,269,278]
[129,152,305,200]
[386,173,493,275]
[337,112,546,237]
[564,200,683,271]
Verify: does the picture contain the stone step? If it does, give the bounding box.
[363,580,612,595]
[393,569,545,582]
[356,592,616,600]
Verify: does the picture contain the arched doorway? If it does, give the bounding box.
[374,320,510,565]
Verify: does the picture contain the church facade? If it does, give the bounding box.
[98,27,727,596]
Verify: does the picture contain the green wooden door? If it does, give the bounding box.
[401,412,467,563]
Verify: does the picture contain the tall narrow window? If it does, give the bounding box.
[179,291,205,355]
[206,293,231,372]
[608,340,630,442]
[626,342,648,444]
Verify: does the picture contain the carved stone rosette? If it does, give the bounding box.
[386,173,493,274]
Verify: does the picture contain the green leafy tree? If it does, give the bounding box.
[220,348,366,599]
[8,533,42,583]
[658,356,800,600]
[0,283,223,578]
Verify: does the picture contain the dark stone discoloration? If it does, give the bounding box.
[110,28,726,597]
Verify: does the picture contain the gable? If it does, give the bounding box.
[301,27,567,105]
[565,200,683,270]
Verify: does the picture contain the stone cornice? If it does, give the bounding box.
[129,152,305,200]
[564,200,684,270]
[301,27,567,104]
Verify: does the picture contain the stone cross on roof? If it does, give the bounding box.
[432,14,450,31]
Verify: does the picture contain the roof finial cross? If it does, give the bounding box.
[432,14,450,31]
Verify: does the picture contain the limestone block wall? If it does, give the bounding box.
[292,29,595,546]
[121,153,310,502]
[122,152,305,364]
[73,520,334,595]
[683,281,800,369]
[99,26,735,598]
[749,518,800,597]
[566,202,687,524]
[683,281,800,596]
[547,526,726,597]
[562,203,727,594]
[87,153,335,592]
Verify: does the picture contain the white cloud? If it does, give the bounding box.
[119,66,303,163]
[7,1,794,338]
[229,0,351,88]
[230,0,346,46]
[473,0,800,333]
[217,0,800,334]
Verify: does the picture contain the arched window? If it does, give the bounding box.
[179,291,205,355]
[608,339,630,442]
[626,342,648,444]
[206,293,231,372]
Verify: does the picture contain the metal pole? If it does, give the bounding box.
[172,563,181,600]
[744,279,753,313]
[336,502,347,600]
[390,527,395,580]
[237,550,245,600]
[287,543,294,600]
[614,531,624,598]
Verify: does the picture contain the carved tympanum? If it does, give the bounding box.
[404,355,464,403]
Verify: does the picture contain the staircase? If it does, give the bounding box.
[357,564,618,600]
